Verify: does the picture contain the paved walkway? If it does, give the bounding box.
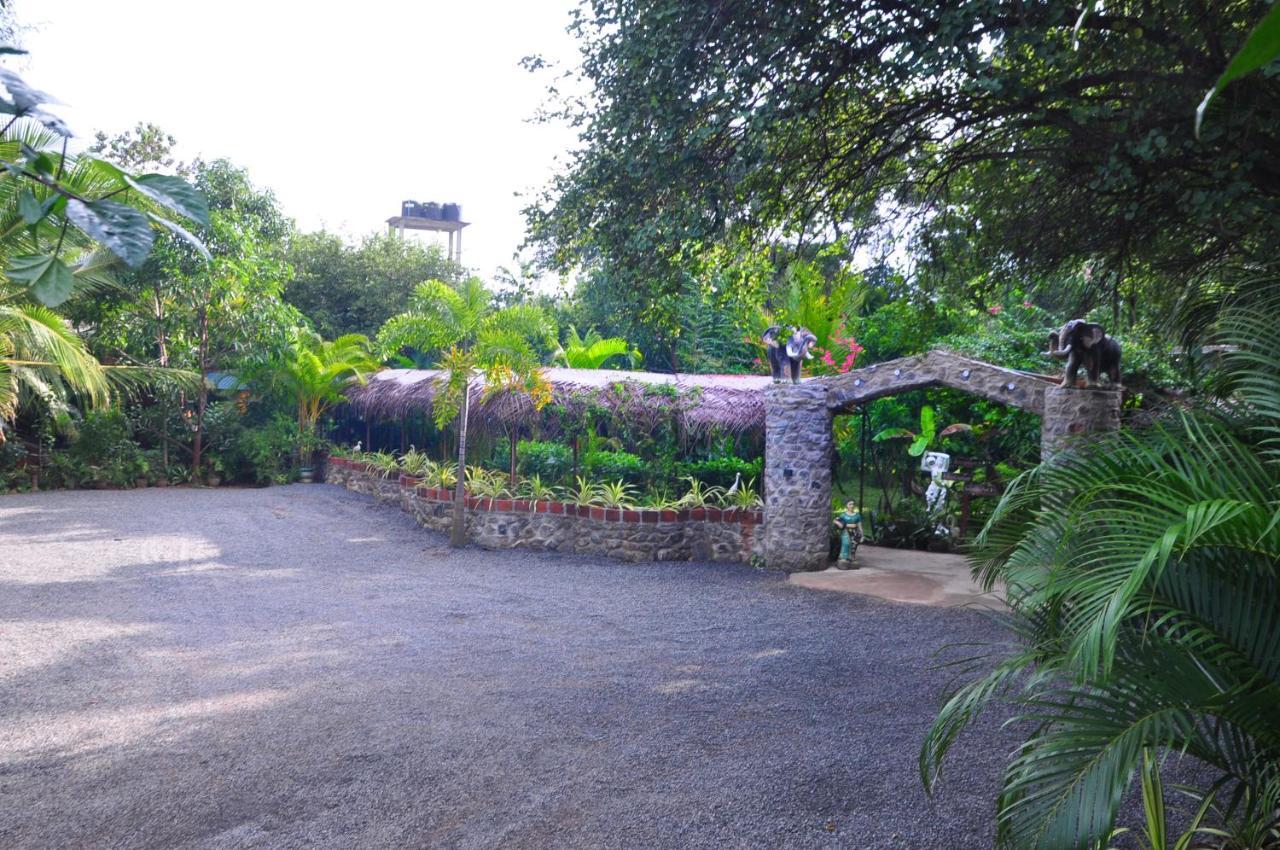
[0,485,1015,849]
[789,546,1006,610]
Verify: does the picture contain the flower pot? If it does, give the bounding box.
[206,475,222,487]
[299,466,315,484]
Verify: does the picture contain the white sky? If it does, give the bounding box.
[20,0,581,283]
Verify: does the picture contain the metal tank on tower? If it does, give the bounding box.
[387,200,469,262]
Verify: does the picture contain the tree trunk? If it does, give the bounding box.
[154,290,170,473]
[508,429,518,487]
[450,377,470,547]
[191,305,209,478]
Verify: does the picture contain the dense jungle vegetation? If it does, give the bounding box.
[2,1,1277,845]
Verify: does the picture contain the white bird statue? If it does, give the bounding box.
[726,472,741,497]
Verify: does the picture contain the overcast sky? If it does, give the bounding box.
[21,0,581,282]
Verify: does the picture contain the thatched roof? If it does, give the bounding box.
[345,367,771,434]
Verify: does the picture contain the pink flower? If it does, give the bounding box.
[988,305,1003,315]
[820,350,836,368]
[1022,300,1033,308]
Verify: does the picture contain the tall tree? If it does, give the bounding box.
[285,231,461,339]
[144,160,298,476]
[377,278,555,546]
[526,0,1280,328]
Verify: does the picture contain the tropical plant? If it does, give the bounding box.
[0,59,207,442]
[363,450,399,479]
[264,327,378,438]
[464,465,509,501]
[675,476,725,509]
[569,474,601,506]
[555,324,638,369]
[873,404,972,457]
[595,479,638,509]
[921,295,1280,849]
[1104,749,1224,850]
[722,476,762,509]
[376,277,555,545]
[397,447,432,477]
[519,473,558,502]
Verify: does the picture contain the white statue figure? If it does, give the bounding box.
[921,451,951,531]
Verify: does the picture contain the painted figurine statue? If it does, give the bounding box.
[833,501,864,568]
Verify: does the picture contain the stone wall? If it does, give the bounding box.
[1040,385,1122,461]
[325,459,763,565]
[762,383,833,573]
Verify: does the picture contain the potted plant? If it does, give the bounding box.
[205,455,225,487]
[296,428,325,483]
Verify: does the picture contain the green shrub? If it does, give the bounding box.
[676,456,762,489]
[518,440,573,482]
[228,415,298,484]
[582,449,647,486]
[67,410,148,487]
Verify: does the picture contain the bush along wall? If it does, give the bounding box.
[327,458,763,564]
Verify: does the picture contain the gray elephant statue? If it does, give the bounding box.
[763,325,818,384]
[1049,319,1122,388]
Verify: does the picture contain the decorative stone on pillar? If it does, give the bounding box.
[763,383,833,572]
[1040,386,1122,461]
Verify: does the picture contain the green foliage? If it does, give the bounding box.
[595,479,638,508]
[581,449,646,487]
[377,277,555,430]
[1197,2,1280,134]
[254,327,378,434]
[921,297,1280,848]
[285,231,461,339]
[517,439,572,481]
[555,325,638,369]
[519,473,558,502]
[226,414,298,485]
[527,0,1279,337]
[675,456,762,489]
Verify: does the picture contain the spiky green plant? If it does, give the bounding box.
[520,473,558,502]
[723,477,762,509]
[464,465,509,500]
[921,294,1280,850]
[570,475,601,506]
[398,447,432,477]
[363,451,400,479]
[595,479,638,509]
[675,476,725,509]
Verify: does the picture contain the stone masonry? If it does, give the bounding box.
[1040,385,1122,461]
[325,461,763,565]
[761,350,1122,572]
[762,383,833,573]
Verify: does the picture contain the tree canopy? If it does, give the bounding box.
[526,0,1280,330]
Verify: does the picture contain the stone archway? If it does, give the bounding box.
[761,350,1121,572]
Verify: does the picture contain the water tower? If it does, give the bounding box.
[387,200,469,263]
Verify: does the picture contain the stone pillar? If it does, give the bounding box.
[763,383,833,572]
[1041,386,1122,461]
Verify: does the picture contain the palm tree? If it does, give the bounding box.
[921,293,1280,848]
[269,328,379,436]
[377,277,555,546]
[555,325,639,369]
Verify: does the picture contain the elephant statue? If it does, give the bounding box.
[1049,319,1122,388]
[763,325,818,384]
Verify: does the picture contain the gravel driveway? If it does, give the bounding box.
[0,485,1015,849]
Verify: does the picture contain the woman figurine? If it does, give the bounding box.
[833,501,864,569]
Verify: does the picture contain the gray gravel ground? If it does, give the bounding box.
[1,485,1018,849]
